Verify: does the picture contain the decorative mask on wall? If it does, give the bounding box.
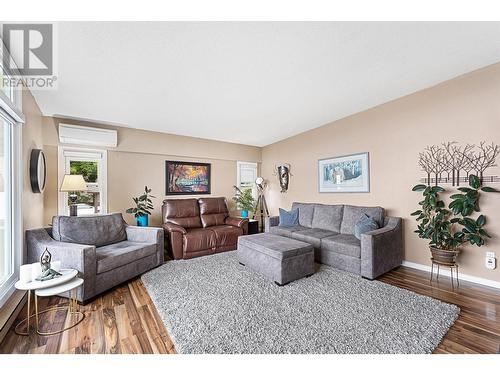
[274,164,292,193]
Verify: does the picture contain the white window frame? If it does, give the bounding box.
[236,161,258,199]
[57,146,108,216]
[0,38,23,307]
[0,38,23,122]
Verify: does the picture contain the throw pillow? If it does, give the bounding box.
[279,208,299,227]
[354,214,380,239]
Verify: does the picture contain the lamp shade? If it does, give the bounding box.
[60,174,87,192]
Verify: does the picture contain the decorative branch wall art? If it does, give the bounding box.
[418,142,500,186]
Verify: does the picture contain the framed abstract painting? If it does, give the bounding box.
[318,152,370,193]
[165,161,211,195]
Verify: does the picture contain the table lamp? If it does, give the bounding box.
[60,174,87,216]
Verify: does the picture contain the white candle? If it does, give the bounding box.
[336,175,341,184]
[31,262,42,281]
[52,261,61,272]
[20,264,32,283]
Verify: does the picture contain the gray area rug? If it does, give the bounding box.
[142,252,459,354]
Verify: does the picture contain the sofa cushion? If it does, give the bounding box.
[311,204,344,232]
[321,234,361,258]
[199,197,229,228]
[210,225,243,247]
[291,228,338,249]
[354,214,380,240]
[291,202,315,228]
[52,213,127,247]
[96,240,157,274]
[163,198,202,229]
[183,228,217,253]
[238,233,313,260]
[279,208,299,227]
[340,205,384,235]
[269,225,308,238]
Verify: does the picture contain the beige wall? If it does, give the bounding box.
[261,63,500,282]
[22,88,45,254]
[41,117,261,226]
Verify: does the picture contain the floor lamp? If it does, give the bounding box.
[252,177,270,232]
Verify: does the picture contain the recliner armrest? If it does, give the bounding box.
[163,222,187,234]
[225,216,247,228]
[225,216,249,235]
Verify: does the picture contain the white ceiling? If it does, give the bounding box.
[30,22,500,146]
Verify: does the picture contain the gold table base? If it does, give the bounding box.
[15,288,85,336]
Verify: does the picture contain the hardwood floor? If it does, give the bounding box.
[0,279,175,354]
[1,266,499,354]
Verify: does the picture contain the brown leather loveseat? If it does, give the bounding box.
[162,197,248,260]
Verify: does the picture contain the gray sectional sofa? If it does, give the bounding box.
[26,213,164,303]
[265,202,403,279]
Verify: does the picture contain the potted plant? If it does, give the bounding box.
[411,174,498,263]
[232,186,255,218]
[126,186,155,226]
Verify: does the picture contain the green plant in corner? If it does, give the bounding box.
[126,186,155,218]
[411,175,499,262]
[232,186,256,216]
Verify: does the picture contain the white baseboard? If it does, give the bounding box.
[402,260,500,290]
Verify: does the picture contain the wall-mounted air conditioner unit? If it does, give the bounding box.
[59,123,118,147]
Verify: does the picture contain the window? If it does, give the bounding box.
[0,65,14,101]
[0,40,23,307]
[0,117,11,286]
[0,114,22,307]
[58,147,108,216]
[237,161,258,198]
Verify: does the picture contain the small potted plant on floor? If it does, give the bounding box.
[411,175,498,263]
[126,186,155,226]
[232,186,255,218]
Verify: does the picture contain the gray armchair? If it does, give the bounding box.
[26,213,164,303]
[265,203,403,279]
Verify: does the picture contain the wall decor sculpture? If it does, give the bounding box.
[418,142,499,186]
[274,164,292,193]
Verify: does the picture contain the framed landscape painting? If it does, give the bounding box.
[318,152,370,193]
[165,161,211,195]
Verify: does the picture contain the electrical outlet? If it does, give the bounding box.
[485,252,497,270]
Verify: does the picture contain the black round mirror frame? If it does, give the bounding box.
[30,149,46,193]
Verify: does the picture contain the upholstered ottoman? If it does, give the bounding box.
[237,233,314,286]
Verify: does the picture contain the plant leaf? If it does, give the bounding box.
[468,175,480,189]
[476,215,486,226]
[412,184,427,192]
[481,186,500,193]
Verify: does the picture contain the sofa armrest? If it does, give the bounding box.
[126,225,164,266]
[360,217,403,280]
[264,216,280,232]
[225,216,249,234]
[163,222,187,234]
[26,228,97,297]
[126,225,162,243]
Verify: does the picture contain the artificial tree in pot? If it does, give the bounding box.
[411,175,498,263]
[126,186,155,226]
[232,186,256,218]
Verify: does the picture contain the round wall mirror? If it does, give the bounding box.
[30,149,46,193]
